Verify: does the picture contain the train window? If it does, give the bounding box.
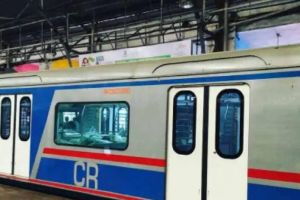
[216,90,244,158]
[173,91,196,155]
[55,102,129,150]
[19,97,31,141]
[1,98,11,140]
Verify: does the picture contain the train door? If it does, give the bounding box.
[0,95,15,175]
[166,87,204,200]
[166,85,249,200]
[14,94,32,177]
[0,94,32,178]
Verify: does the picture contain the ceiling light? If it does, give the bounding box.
[179,0,194,9]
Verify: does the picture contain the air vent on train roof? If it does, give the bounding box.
[0,75,42,87]
[152,55,269,76]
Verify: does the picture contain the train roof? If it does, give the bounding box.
[1,44,300,87]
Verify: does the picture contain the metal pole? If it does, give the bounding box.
[66,13,70,44]
[19,26,22,47]
[65,14,72,67]
[50,28,53,56]
[91,25,95,53]
[202,0,206,18]
[223,0,229,51]
[123,0,128,48]
[41,0,49,67]
[91,11,95,53]
[160,0,164,43]
[6,46,10,69]
[200,0,206,54]
[40,0,44,9]
[0,31,2,50]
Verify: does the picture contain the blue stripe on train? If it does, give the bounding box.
[37,157,165,199]
[30,89,55,174]
[35,158,300,200]
[249,183,300,200]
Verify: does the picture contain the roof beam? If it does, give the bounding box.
[33,3,73,67]
[16,0,34,19]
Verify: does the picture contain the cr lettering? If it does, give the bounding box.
[74,161,99,189]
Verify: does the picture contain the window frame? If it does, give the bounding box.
[172,91,197,155]
[215,89,244,159]
[54,101,130,151]
[1,97,12,140]
[19,97,32,142]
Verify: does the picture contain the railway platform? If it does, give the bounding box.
[0,184,71,200]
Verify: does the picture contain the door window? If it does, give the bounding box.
[1,98,11,139]
[19,97,31,141]
[173,91,196,154]
[216,90,244,158]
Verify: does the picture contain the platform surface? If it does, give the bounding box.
[0,184,71,200]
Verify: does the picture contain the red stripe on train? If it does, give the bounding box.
[43,147,166,167]
[248,168,300,184]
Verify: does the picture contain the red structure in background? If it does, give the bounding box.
[14,63,40,72]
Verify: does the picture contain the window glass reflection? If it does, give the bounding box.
[217,90,243,158]
[173,91,196,154]
[55,102,129,150]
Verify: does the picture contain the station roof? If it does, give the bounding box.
[0,0,238,48]
[0,0,298,71]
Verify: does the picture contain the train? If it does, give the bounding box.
[0,44,299,200]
